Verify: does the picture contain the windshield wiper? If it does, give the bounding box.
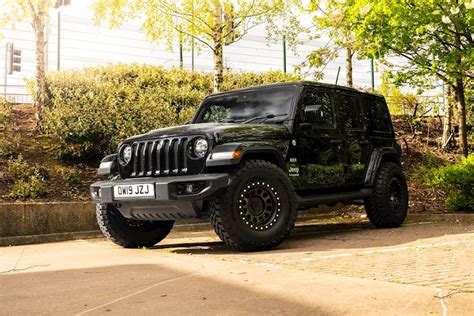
[242,113,287,124]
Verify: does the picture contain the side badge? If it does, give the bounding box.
[288,158,299,177]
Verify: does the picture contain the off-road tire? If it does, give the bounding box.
[365,162,408,228]
[210,159,298,252]
[96,204,174,248]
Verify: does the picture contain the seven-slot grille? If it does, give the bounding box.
[129,137,197,177]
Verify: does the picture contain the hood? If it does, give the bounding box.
[126,123,290,143]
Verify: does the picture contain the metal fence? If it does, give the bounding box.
[1,13,441,106]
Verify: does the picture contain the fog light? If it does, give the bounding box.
[92,188,102,199]
[185,184,194,194]
[177,181,205,195]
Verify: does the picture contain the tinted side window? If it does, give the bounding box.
[367,98,392,133]
[301,89,333,127]
[336,94,364,130]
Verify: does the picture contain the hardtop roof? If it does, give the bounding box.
[209,81,384,99]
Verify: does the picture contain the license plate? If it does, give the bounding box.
[113,184,155,199]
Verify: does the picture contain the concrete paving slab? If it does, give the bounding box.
[1,220,473,315]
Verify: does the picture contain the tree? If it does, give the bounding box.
[93,0,303,93]
[0,0,55,126]
[342,0,473,156]
[302,0,360,87]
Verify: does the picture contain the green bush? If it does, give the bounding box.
[62,170,81,187]
[426,155,474,211]
[8,175,48,200]
[6,155,49,200]
[0,141,17,158]
[7,155,50,181]
[7,154,31,181]
[29,65,298,160]
[0,97,12,129]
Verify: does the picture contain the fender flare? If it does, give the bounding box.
[206,142,286,169]
[364,147,401,185]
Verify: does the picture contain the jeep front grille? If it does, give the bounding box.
[126,136,203,178]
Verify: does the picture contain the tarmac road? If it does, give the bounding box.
[1,218,473,315]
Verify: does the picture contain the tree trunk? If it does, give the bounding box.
[345,47,353,87]
[453,32,468,157]
[442,85,453,148]
[212,0,223,93]
[454,79,468,157]
[32,9,47,129]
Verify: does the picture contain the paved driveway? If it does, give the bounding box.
[1,218,473,315]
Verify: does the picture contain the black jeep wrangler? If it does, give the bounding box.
[91,81,408,251]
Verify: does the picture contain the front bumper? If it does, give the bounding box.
[90,173,229,204]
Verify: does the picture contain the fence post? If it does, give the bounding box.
[3,44,7,98]
[370,59,375,91]
[191,0,195,71]
[179,34,183,69]
[282,35,287,73]
[57,11,61,71]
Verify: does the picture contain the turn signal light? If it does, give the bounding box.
[232,150,242,159]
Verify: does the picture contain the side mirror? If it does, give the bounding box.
[304,105,324,122]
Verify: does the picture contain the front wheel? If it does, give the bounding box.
[210,160,298,252]
[96,204,174,248]
[365,162,408,228]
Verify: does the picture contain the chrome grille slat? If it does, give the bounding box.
[155,140,162,175]
[163,139,170,175]
[128,136,201,178]
[132,143,140,176]
[147,141,156,176]
[181,138,188,173]
[139,142,147,176]
[172,138,179,174]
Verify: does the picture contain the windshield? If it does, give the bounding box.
[194,86,297,124]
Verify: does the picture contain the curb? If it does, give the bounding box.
[0,231,104,246]
[406,213,474,223]
[1,200,473,247]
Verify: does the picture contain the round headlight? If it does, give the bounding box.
[122,145,132,164]
[194,138,208,158]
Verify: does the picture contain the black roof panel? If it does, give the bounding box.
[209,81,384,98]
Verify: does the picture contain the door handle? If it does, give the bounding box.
[330,139,343,144]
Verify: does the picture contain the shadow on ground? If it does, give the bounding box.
[156,221,474,256]
[0,264,322,315]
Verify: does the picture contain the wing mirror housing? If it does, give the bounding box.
[304,104,324,122]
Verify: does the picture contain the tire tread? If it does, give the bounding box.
[210,159,297,251]
[365,162,408,228]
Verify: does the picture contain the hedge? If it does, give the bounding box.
[426,155,474,212]
[30,65,299,160]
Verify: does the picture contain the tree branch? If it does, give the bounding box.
[170,25,215,52]
[155,6,213,38]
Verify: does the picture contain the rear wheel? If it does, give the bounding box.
[96,204,174,248]
[365,162,408,228]
[210,160,297,252]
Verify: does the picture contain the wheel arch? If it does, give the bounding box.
[206,142,287,171]
[364,147,402,186]
[240,148,286,171]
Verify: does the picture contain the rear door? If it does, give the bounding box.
[334,92,371,185]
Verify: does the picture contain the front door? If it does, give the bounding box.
[293,88,345,190]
